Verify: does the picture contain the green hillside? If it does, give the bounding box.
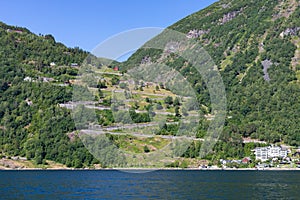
[0,0,299,168]
[0,22,99,168]
[124,0,300,147]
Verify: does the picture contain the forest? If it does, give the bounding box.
[0,0,300,167]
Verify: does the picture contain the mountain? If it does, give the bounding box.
[0,22,100,168]
[124,0,300,148]
[0,0,299,168]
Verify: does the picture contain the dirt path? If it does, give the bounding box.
[80,129,203,141]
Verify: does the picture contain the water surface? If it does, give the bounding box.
[0,170,299,199]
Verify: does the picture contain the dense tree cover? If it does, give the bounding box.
[1,0,300,167]
[123,0,300,159]
[129,108,151,123]
[156,122,179,136]
[0,82,98,167]
[0,22,99,167]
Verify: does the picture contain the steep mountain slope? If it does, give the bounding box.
[124,0,300,148]
[0,22,99,168]
[0,0,299,168]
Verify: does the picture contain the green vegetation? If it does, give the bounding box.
[1,0,300,168]
[123,0,300,162]
[0,23,99,168]
[107,134,170,154]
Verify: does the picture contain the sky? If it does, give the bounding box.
[0,0,218,52]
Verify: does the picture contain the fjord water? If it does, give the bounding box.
[0,170,299,199]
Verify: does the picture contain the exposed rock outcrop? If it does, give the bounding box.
[280,27,300,38]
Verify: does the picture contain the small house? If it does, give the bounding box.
[242,157,251,164]
[71,63,78,67]
[24,76,33,82]
[41,77,55,82]
[113,66,119,71]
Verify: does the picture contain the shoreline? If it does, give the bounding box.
[1,167,300,171]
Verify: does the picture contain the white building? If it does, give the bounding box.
[24,76,33,82]
[71,63,78,67]
[253,145,288,161]
[254,147,268,161]
[279,149,288,158]
[268,146,281,158]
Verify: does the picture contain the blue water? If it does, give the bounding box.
[0,170,299,199]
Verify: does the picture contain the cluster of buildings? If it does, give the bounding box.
[253,145,289,161]
[220,157,252,166]
[50,62,79,67]
[23,76,55,83]
[219,145,292,168]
